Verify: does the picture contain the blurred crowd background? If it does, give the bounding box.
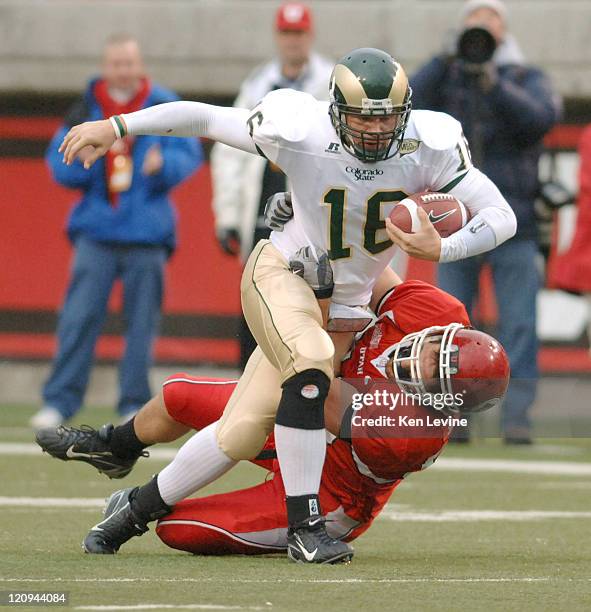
[1,0,590,440]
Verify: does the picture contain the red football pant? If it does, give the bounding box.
[157,374,363,554]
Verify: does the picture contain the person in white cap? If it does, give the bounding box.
[210,2,333,369]
[411,0,561,444]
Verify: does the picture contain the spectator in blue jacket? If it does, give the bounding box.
[410,0,561,443]
[31,34,203,429]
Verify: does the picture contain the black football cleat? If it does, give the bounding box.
[83,488,148,554]
[35,424,145,479]
[287,517,354,564]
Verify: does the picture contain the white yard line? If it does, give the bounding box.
[75,606,268,611]
[0,442,43,456]
[2,496,591,523]
[378,509,591,522]
[2,442,591,475]
[433,457,591,476]
[0,577,555,585]
[0,496,104,507]
[0,443,178,460]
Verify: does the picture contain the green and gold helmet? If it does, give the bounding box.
[329,48,412,163]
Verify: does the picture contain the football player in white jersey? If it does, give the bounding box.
[59,48,516,564]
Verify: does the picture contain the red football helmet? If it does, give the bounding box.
[389,323,510,414]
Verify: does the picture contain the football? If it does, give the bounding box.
[389,192,471,237]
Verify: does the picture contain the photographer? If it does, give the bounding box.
[410,0,561,444]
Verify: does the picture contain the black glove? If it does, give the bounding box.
[289,246,334,299]
[217,228,241,256]
[264,192,293,231]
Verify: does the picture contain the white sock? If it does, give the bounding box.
[157,422,236,505]
[274,424,326,497]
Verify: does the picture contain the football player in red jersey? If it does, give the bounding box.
[37,275,509,556]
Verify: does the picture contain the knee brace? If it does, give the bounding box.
[275,369,330,430]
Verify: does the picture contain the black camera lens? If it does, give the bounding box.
[457,27,497,64]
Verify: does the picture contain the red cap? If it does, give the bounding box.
[275,3,313,32]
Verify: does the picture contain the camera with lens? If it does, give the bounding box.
[457,26,497,64]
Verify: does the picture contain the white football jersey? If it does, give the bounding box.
[249,89,475,306]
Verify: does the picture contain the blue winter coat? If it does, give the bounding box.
[46,78,203,252]
[410,56,560,241]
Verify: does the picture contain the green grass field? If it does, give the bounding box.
[1,403,590,611]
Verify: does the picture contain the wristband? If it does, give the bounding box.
[109,115,127,139]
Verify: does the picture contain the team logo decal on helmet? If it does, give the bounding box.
[329,48,412,163]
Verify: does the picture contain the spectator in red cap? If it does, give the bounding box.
[276,2,313,31]
[274,3,315,80]
[211,1,333,369]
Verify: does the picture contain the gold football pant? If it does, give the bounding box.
[217,240,335,460]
